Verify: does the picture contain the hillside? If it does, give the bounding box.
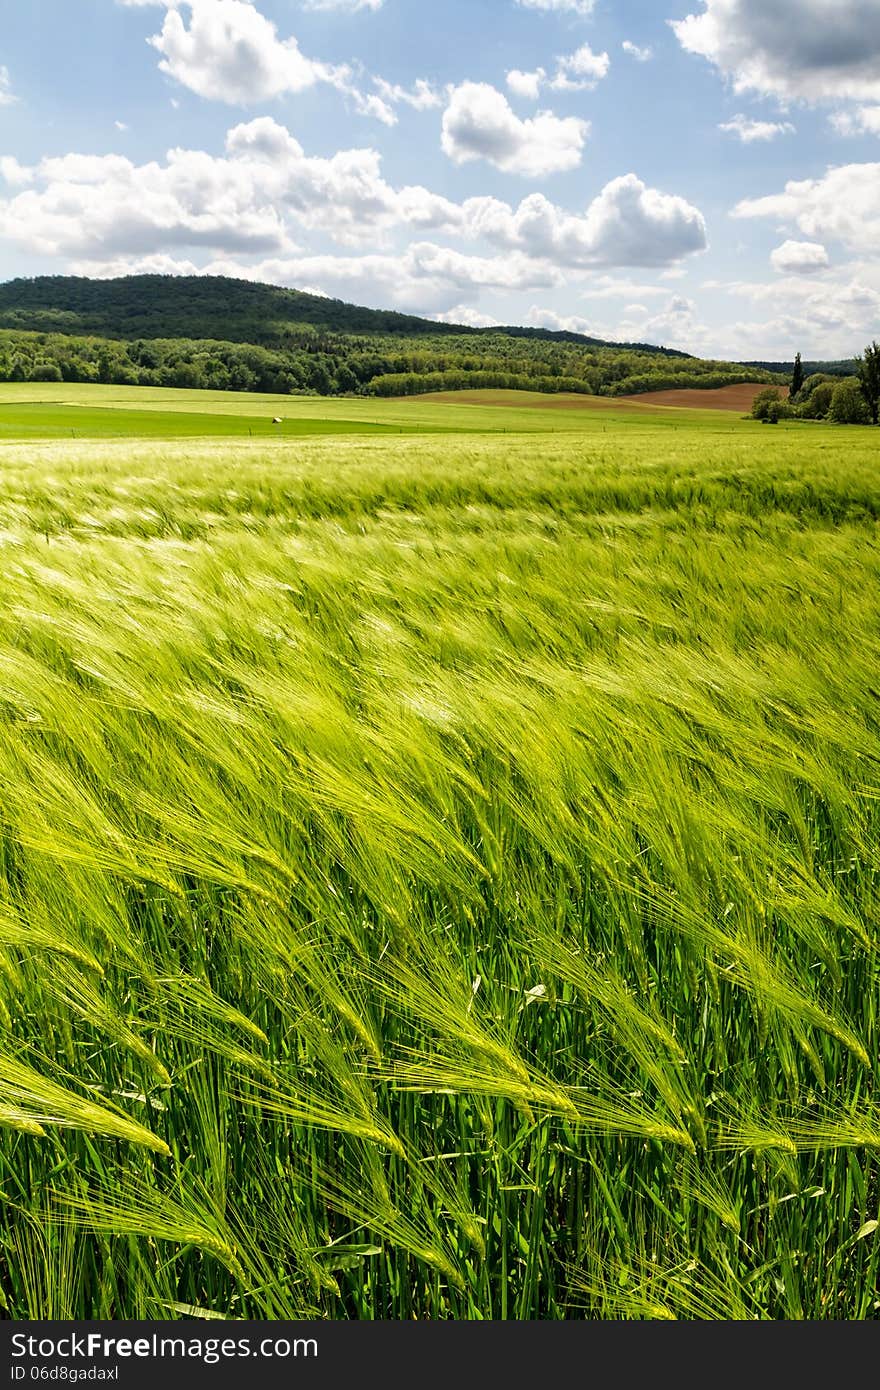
[0,275,682,356]
[0,275,784,401]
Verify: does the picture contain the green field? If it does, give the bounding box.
[0,383,878,1320]
[0,381,776,438]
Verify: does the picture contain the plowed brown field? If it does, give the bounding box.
[397,383,786,413]
[624,383,789,411]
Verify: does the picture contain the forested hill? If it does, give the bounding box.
[0,275,681,355]
[0,274,784,400]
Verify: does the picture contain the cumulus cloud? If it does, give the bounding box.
[624,295,701,348]
[441,82,588,176]
[506,69,546,101]
[457,182,705,271]
[580,178,708,268]
[770,239,830,274]
[526,307,597,335]
[0,118,468,261]
[459,181,705,270]
[131,0,398,122]
[732,163,880,255]
[433,305,502,327]
[0,157,32,186]
[672,0,880,105]
[719,114,795,142]
[147,0,342,103]
[70,252,205,278]
[245,245,562,311]
[622,41,653,62]
[0,114,709,302]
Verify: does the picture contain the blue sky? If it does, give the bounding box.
[1,0,879,359]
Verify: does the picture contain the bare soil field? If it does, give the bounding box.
[398,383,786,412]
[623,383,790,411]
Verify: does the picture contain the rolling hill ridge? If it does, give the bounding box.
[0,274,784,400]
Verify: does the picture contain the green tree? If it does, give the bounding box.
[829,378,871,425]
[800,380,835,418]
[751,387,782,421]
[856,340,880,424]
[790,351,804,399]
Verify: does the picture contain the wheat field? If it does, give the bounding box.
[0,416,878,1319]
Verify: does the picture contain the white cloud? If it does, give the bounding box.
[770,239,830,274]
[622,41,653,62]
[547,175,705,266]
[241,245,561,311]
[531,296,709,351]
[719,114,795,142]
[732,163,880,255]
[462,181,706,270]
[0,119,468,261]
[551,44,610,90]
[121,1,414,126]
[0,114,709,303]
[701,265,880,357]
[515,0,596,13]
[625,295,700,347]
[526,307,598,335]
[115,120,130,132]
[70,252,204,278]
[831,106,880,136]
[0,157,33,187]
[434,305,501,327]
[506,69,546,101]
[148,0,341,103]
[347,90,395,125]
[672,1,880,105]
[441,82,588,176]
[0,147,292,259]
[372,78,441,112]
[506,44,609,100]
[0,65,16,106]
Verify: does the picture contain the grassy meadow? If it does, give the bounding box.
[0,383,878,1319]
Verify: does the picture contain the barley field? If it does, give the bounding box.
[0,392,878,1319]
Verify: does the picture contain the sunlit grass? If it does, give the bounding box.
[0,422,878,1320]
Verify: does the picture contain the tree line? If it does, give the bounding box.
[0,325,782,401]
[752,344,880,426]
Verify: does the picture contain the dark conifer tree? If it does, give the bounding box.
[856,341,880,425]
